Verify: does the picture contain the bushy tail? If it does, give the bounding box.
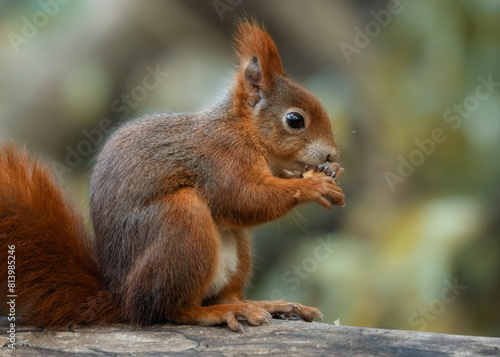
[0,145,122,327]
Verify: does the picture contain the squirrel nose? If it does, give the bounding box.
[326,152,339,163]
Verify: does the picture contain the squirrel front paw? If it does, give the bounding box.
[296,175,345,209]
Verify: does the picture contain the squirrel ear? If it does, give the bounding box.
[234,19,284,94]
[242,56,262,107]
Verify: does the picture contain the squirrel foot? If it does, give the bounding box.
[248,299,324,322]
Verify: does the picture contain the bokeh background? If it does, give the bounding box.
[1,0,499,337]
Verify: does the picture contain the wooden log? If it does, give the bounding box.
[4,320,500,356]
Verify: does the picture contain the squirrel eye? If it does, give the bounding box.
[286,112,305,130]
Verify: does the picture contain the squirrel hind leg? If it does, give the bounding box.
[120,187,269,331]
[172,303,272,332]
[121,188,223,325]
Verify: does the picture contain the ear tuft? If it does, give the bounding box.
[234,19,284,88]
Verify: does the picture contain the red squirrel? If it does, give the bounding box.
[0,20,345,332]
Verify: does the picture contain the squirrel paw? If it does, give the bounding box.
[222,305,273,332]
[251,299,324,323]
[299,176,345,209]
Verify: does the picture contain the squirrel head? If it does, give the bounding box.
[232,19,339,174]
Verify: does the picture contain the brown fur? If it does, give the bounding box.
[0,20,344,331]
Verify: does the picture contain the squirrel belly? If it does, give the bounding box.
[207,227,240,299]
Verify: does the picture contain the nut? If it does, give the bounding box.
[301,163,344,181]
[301,170,326,178]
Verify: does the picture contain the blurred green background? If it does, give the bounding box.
[1,0,499,337]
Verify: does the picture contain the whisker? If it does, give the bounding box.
[294,209,309,226]
[350,101,361,118]
[291,209,310,234]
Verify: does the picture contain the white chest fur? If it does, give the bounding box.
[206,227,239,298]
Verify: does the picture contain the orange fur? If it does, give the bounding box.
[0,19,343,331]
[234,19,284,86]
[0,145,122,326]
